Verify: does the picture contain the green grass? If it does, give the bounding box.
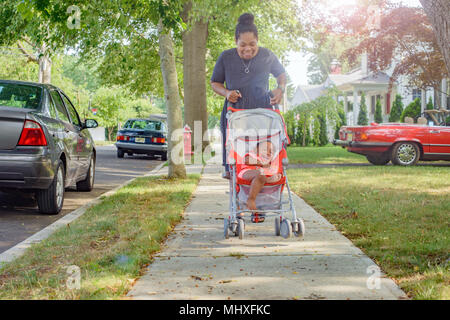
[287,166,450,299]
[287,145,367,164]
[94,141,115,146]
[0,174,200,300]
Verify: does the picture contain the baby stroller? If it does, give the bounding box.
[224,105,305,240]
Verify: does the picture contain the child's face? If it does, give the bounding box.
[257,141,274,158]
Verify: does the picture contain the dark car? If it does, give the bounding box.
[0,80,98,214]
[115,115,168,160]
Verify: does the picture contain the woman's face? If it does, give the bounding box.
[236,32,258,60]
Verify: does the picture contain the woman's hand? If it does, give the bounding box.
[226,90,242,103]
[270,87,283,105]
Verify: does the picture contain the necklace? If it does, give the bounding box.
[241,58,252,74]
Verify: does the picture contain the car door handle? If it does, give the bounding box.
[430,130,440,133]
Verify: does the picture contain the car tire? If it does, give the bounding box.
[391,142,420,166]
[366,154,390,165]
[117,149,124,158]
[36,160,65,215]
[76,156,95,192]
[161,152,167,161]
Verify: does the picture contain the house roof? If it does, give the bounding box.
[289,67,392,108]
[290,84,326,107]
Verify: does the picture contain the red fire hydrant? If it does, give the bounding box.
[184,124,193,159]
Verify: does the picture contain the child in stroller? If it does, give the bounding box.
[239,140,282,221]
[224,107,305,239]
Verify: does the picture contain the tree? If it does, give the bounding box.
[358,92,369,125]
[158,20,186,178]
[419,0,450,75]
[389,94,404,122]
[337,4,447,104]
[374,98,383,123]
[0,0,65,83]
[34,0,188,178]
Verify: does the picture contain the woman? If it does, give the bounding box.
[210,13,287,179]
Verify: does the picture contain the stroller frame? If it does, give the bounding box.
[223,107,305,240]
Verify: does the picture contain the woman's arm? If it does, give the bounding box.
[211,82,242,103]
[270,72,286,105]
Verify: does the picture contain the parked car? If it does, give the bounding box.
[333,121,450,166]
[0,80,98,214]
[115,115,168,160]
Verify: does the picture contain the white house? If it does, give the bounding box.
[290,53,449,126]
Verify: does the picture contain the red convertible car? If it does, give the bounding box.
[333,122,450,166]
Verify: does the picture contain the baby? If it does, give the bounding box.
[238,140,281,219]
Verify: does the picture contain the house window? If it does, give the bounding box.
[412,89,421,100]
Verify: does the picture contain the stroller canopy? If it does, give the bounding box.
[226,108,289,162]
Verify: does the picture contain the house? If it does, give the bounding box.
[290,53,449,125]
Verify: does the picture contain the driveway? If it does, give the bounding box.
[0,145,162,254]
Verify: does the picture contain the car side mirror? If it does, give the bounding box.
[83,119,98,129]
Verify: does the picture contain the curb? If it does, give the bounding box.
[0,161,167,267]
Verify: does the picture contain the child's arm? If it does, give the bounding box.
[243,154,270,167]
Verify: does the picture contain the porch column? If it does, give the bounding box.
[421,88,426,114]
[344,93,348,125]
[353,89,359,125]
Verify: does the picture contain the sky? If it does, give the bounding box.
[285,0,423,87]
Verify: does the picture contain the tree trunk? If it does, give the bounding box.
[38,54,51,84]
[158,21,187,179]
[419,0,450,76]
[182,2,210,153]
[38,42,51,84]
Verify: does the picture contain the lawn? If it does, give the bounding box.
[0,174,200,299]
[287,145,367,164]
[287,165,449,299]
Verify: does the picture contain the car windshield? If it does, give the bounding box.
[0,83,42,110]
[123,119,164,131]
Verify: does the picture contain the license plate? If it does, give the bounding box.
[346,133,353,141]
[135,137,145,143]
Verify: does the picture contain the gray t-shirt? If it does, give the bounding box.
[211,47,285,109]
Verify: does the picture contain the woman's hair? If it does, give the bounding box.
[235,13,258,41]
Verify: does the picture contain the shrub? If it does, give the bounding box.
[389,94,403,122]
[358,92,369,126]
[400,98,421,122]
[426,96,434,110]
[318,113,328,146]
[374,98,383,123]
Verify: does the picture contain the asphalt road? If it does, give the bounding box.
[0,145,162,254]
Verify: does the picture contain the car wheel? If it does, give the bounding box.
[76,156,95,192]
[161,152,167,161]
[391,142,420,166]
[117,149,124,158]
[36,160,65,215]
[366,154,390,165]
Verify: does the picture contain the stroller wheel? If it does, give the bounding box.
[224,218,230,239]
[293,218,305,238]
[280,219,292,239]
[237,218,245,240]
[274,216,281,236]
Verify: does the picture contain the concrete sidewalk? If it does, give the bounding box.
[128,162,407,300]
